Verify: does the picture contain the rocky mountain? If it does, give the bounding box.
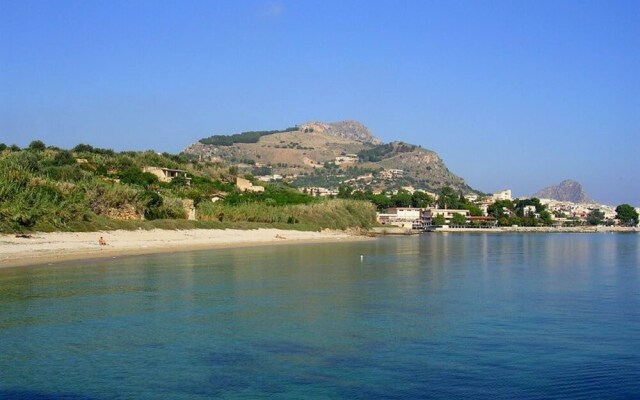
[533,179,594,203]
[298,121,383,145]
[183,121,476,194]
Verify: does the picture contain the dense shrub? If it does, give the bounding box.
[118,167,160,188]
[199,126,298,146]
[197,199,376,230]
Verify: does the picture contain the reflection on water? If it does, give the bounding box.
[1,234,639,399]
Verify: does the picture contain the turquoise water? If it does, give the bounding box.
[1,233,639,399]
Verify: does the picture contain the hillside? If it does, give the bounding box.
[0,142,376,233]
[184,121,476,194]
[533,179,595,204]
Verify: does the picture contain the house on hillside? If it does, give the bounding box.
[334,154,359,166]
[143,166,190,184]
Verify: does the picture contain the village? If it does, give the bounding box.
[370,189,632,232]
[140,161,638,232]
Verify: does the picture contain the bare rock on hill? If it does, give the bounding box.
[533,179,594,203]
[300,120,382,145]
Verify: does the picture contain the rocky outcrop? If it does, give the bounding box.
[299,120,382,144]
[533,179,594,204]
[103,205,143,220]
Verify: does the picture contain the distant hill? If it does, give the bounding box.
[533,179,594,203]
[183,120,477,194]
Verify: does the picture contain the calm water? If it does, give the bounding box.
[1,234,639,399]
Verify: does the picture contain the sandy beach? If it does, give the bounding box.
[0,228,370,269]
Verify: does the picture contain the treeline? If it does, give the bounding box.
[199,126,298,146]
[357,142,417,162]
[335,185,483,215]
[357,143,395,162]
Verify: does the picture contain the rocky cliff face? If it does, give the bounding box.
[533,179,594,203]
[299,120,382,145]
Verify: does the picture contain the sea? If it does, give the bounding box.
[1,233,639,399]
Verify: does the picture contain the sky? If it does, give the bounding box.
[1,0,638,205]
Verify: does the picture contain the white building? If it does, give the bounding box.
[422,208,471,226]
[377,207,424,229]
[492,189,512,201]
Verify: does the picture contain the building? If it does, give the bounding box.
[422,208,471,226]
[379,169,405,180]
[334,154,359,166]
[299,187,339,197]
[256,174,283,182]
[522,205,537,217]
[142,166,190,184]
[377,207,424,229]
[492,189,512,201]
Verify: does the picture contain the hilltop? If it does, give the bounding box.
[533,179,595,204]
[184,120,476,194]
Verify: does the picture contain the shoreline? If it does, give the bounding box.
[0,228,371,269]
[429,226,639,233]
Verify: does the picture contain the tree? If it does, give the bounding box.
[488,200,513,219]
[371,193,394,210]
[73,143,95,153]
[0,143,6,152]
[433,214,446,226]
[412,191,434,208]
[586,209,605,226]
[540,210,553,226]
[463,203,483,216]
[337,185,352,199]
[28,140,46,151]
[437,186,460,209]
[615,204,639,226]
[119,167,160,188]
[514,198,545,217]
[51,150,75,166]
[451,213,466,226]
[392,190,412,207]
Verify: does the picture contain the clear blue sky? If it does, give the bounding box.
[1,0,638,205]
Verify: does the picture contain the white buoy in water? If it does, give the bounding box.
[360,255,364,262]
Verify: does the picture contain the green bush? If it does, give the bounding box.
[197,199,376,230]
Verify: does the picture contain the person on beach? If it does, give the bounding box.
[98,236,107,246]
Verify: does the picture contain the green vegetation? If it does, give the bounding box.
[487,197,553,226]
[451,213,467,225]
[292,165,380,189]
[0,141,375,233]
[615,204,638,226]
[199,126,298,146]
[336,187,435,210]
[357,143,395,162]
[357,142,417,162]
[586,209,605,226]
[198,199,376,230]
[433,214,446,226]
[436,187,483,216]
